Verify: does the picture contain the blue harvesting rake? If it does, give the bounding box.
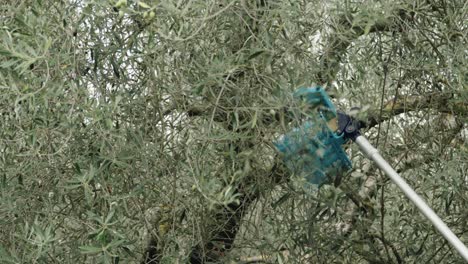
[274,87,352,185]
[274,87,468,261]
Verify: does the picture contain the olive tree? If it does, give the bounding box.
[0,0,466,263]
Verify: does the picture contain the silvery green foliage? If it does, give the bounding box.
[0,0,466,263]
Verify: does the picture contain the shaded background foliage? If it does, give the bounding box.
[0,0,467,263]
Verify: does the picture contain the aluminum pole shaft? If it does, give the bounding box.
[355,135,468,261]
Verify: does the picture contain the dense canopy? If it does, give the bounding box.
[0,0,467,263]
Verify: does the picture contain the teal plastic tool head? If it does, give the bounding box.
[274,87,352,186]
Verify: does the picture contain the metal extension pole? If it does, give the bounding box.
[354,135,468,262]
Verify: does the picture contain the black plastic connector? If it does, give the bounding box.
[336,112,362,141]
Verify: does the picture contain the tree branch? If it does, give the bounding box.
[317,7,415,85]
[188,191,257,263]
[364,92,467,129]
